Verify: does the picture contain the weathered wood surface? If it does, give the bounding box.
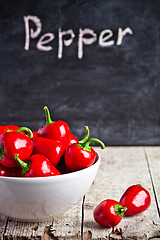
[0,147,160,240]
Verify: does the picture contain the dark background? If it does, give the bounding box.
[0,0,159,145]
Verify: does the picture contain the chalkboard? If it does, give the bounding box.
[0,0,159,145]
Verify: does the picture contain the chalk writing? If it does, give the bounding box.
[24,15,133,59]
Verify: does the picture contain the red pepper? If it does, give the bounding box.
[37,106,71,150]
[32,131,37,138]
[0,127,33,168]
[9,167,22,177]
[27,131,37,138]
[0,125,22,135]
[120,184,151,216]
[0,165,11,176]
[64,126,105,172]
[15,154,61,177]
[0,165,21,177]
[69,134,78,146]
[93,199,127,228]
[32,137,65,167]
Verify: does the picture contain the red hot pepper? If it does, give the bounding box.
[32,131,37,138]
[0,127,33,168]
[0,165,21,177]
[15,154,61,177]
[120,184,151,216]
[32,137,65,167]
[93,199,127,228]
[0,125,22,135]
[27,131,37,138]
[64,126,105,172]
[69,134,78,146]
[37,106,71,150]
[0,165,11,176]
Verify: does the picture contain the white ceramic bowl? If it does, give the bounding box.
[0,151,101,222]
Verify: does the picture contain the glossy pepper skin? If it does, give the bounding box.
[0,165,11,176]
[0,165,21,177]
[37,106,71,150]
[0,125,22,135]
[32,137,65,167]
[0,127,33,168]
[64,126,105,172]
[69,134,78,146]
[15,154,61,177]
[120,184,151,216]
[93,199,127,228]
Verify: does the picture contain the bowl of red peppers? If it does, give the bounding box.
[0,106,105,221]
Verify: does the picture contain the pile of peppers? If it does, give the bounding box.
[0,106,105,177]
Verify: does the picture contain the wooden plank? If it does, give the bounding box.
[83,147,160,239]
[0,216,7,240]
[3,200,82,239]
[1,147,160,239]
[38,201,82,239]
[4,219,40,239]
[145,146,160,216]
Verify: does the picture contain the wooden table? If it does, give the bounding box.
[0,147,160,240]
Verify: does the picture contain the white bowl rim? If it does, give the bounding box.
[0,151,101,182]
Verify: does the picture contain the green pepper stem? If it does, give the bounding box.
[84,138,105,150]
[77,136,105,152]
[78,126,90,144]
[44,106,54,125]
[14,154,30,175]
[121,207,127,212]
[6,129,12,132]
[0,145,5,161]
[15,127,33,139]
[77,126,105,151]
[115,204,127,218]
